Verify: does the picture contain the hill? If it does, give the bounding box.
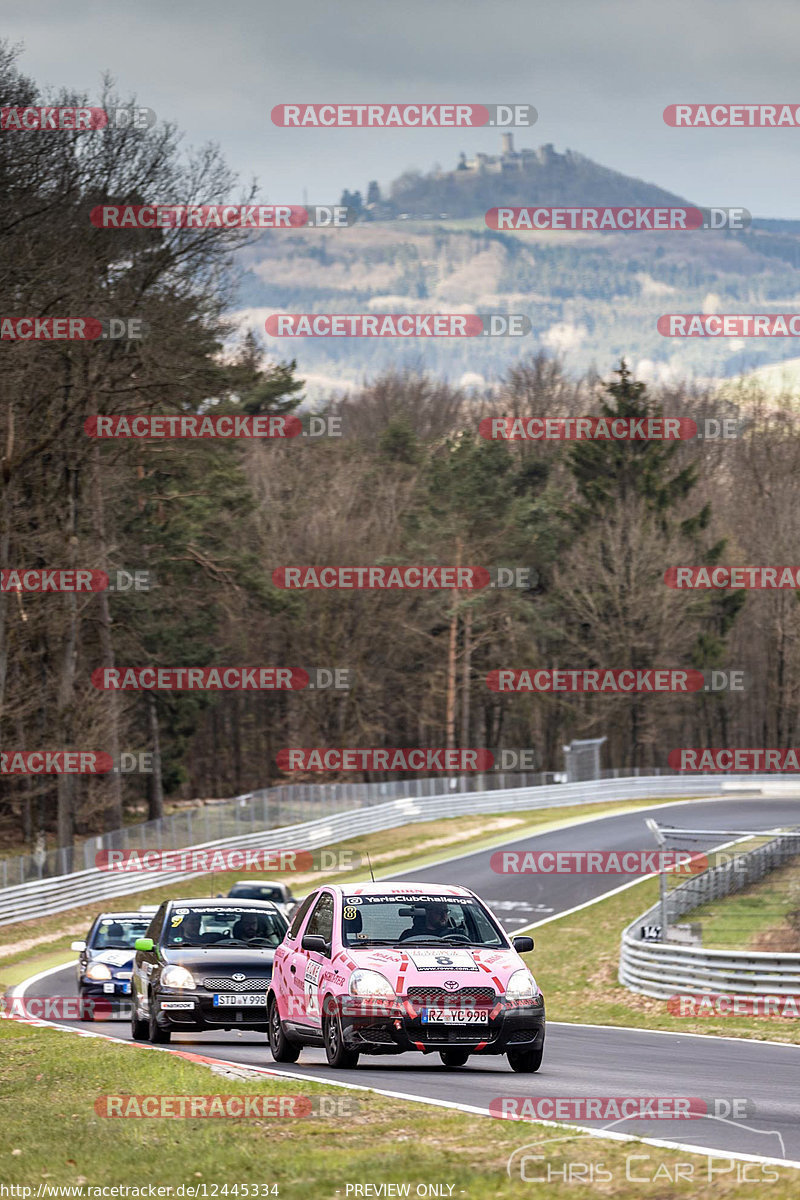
[229,141,800,401]
[373,137,692,219]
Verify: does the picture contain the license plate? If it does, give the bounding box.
[421,1008,488,1025]
[213,994,266,1007]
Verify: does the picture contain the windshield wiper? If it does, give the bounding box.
[400,937,491,947]
[348,938,397,946]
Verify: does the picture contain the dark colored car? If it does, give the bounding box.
[227,880,297,919]
[131,898,288,1043]
[71,910,155,1019]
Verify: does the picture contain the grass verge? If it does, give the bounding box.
[0,1021,797,1196]
[690,855,800,951]
[517,875,800,1043]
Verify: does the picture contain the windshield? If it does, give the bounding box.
[164,906,287,948]
[91,918,151,949]
[231,885,286,903]
[341,893,507,948]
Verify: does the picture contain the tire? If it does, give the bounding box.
[322,1000,359,1069]
[131,991,149,1041]
[507,1040,544,1073]
[79,990,93,1022]
[439,1048,470,1067]
[268,997,301,1063]
[147,995,171,1043]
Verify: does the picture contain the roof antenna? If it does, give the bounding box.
[366,851,375,883]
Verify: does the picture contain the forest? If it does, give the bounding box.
[3,46,800,855]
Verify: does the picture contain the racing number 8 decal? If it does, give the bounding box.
[344,906,358,919]
[435,955,453,966]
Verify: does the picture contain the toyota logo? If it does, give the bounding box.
[232,973,246,982]
[443,979,459,991]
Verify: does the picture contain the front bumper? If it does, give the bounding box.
[81,978,131,998]
[79,978,132,1018]
[154,989,270,1030]
[337,995,546,1055]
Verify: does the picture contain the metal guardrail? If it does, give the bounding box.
[0,771,774,927]
[1,770,561,887]
[2,765,687,888]
[620,830,800,1000]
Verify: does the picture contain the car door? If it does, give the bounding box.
[297,890,335,1030]
[274,890,318,1024]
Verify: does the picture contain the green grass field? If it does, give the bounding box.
[680,854,800,952]
[1,1021,797,1196]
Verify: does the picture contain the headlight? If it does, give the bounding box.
[85,962,112,982]
[349,969,395,998]
[161,965,196,989]
[505,969,537,1002]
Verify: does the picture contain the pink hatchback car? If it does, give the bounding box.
[267,882,545,1071]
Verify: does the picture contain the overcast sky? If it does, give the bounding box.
[7,0,800,217]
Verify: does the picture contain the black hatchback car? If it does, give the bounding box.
[131,898,288,1043]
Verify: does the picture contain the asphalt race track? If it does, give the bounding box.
[21,796,800,1165]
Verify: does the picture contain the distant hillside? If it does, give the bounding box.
[357,138,691,219]
[230,141,800,402]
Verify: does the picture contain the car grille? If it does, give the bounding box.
[201,977,271,992]
[507,1028,538,1043]
[405,986,496,1008]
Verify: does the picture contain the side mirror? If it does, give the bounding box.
[135,937,154,952]
[301,933,329,955]
[513,936,534,953]
[70,940,86,952]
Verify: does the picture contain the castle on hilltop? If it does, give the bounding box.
[351,135,595,220]
[443,134,580,178]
